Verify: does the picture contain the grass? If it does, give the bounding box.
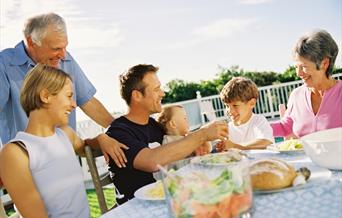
[5,188,116,218]
[87,188,116,218]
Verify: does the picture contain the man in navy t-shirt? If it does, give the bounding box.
[107,64,228,203]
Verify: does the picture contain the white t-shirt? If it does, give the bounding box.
[228,114,274,146]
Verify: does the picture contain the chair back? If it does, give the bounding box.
[0,197,7,218]
[0,191,20,218]
[200,100,217,123]
[84,146,116,214]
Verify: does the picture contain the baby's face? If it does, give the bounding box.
[171,107,190,136]
[225,99,255,125]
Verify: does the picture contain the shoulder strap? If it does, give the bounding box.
[11,140,27,151]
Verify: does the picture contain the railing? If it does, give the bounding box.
[163,73,342,128]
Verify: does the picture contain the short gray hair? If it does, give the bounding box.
[23,13,67,46]
[293,29,339,77]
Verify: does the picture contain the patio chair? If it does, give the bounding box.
[84,145,123,214]
[0,197,7,218]
[0,190,19,218]
[199,101,217,124]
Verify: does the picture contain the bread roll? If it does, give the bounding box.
[249,159,296,190]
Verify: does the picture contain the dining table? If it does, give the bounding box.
[100,150,342,218]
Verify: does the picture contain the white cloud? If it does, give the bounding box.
[67,23,123,49]
[0,0,124,50]
[239,0,273,5]
[161,18,257,50]
[193,18,257,40]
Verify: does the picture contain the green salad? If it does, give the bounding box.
[166,169,252,218]
[278,139,303,151]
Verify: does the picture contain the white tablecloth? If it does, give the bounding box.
[101,151,342,218]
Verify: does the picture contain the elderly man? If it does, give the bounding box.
[106,64,228,203]
[0,13,127,166]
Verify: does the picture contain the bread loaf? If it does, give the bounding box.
[249,159,296,190]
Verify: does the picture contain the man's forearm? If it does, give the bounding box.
[80,97,114,128]
[134,129,207,172]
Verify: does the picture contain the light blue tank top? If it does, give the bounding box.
[11,128,90,218]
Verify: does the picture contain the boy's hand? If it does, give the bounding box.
[215,141,225,152]
[195,141,212,156]
[216,139,244,152]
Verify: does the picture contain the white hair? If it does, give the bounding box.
[23,13,67,46]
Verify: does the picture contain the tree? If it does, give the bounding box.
[162,66,342,103]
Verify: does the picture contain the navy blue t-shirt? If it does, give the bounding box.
[106,116,164,203]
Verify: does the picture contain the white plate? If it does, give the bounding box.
[253,163,332,194]
[267,141,304,154]
[190,151,245,166]
[134,181,165,201]
[277,149,304,154]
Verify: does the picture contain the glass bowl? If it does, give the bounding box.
[159,157,252,218]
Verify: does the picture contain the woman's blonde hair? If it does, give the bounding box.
[157,105,183,133]
[20,64,72,116]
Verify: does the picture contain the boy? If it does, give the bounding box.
[217,77,273,151]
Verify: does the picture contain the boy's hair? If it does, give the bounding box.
[119,64,159,105]
[157,105,184,133]
[20,63,72,116]
[220,77,259,103]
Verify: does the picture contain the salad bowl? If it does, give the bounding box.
[159,158,252,218]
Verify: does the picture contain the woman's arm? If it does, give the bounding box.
[0,143,48,218]
[61,126,128,168]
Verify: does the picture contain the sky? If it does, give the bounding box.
[0,0,341,121]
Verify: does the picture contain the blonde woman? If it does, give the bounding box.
[0,64,114,218]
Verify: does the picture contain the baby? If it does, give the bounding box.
[217,77,274,151]
[157,105,211,156]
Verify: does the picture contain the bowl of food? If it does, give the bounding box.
[190,149,246,166]
[159,158,252,218]
[301,127,342,170]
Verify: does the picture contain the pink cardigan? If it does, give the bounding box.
[271,80,342,137]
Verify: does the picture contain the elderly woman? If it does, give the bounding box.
[272,30,341,138]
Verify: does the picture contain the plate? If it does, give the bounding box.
[267,141,304,154]
[190,150,245,166]
[253,162,332,194]
[277,149,304,154]
[134,181,165,201]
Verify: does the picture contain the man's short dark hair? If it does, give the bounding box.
[120,64,159,105]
